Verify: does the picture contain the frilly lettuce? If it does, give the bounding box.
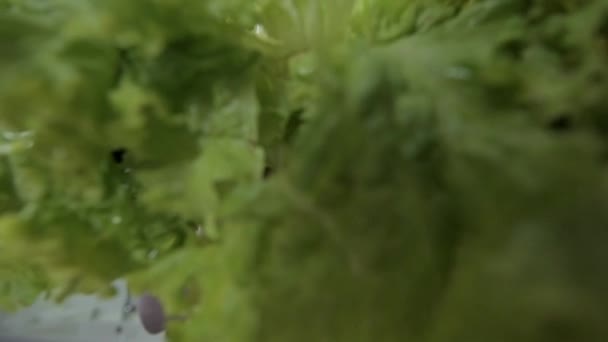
[2,1,608,341]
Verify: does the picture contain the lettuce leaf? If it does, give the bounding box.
[2,1,608,341]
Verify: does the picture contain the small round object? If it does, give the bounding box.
[137,293,166,334]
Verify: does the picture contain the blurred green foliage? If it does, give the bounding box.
[2,0,608,341]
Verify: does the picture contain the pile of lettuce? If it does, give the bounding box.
[2,0,608,341]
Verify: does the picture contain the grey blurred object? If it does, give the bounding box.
[0,280,166,342]
[0,335,57,342]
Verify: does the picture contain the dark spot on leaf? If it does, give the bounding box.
[214,180,236,198]
[283,109,305,144]
[497,38,527,60]
[596,11,608,38]
[540,315,579,341]
[560,50,582,70]
[263,166,273,179]
[113,48,130,86]
[140,104,155,115]
[595,11,608,53]
[111,148,127,164]
[588,69,605,84]
[548,115,572,132]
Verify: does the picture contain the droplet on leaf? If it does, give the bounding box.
[111,216,122,225]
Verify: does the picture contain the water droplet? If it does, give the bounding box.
[147,250,159,260]
[2,131,17,140]
[1,130,32,141]
[18,131,33,138]
[0,144,12,155]
[195,225,205,237]
[253,24,267,37]
[445,66,472,80]
[132,249,148,263]
[111,216,122,225]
